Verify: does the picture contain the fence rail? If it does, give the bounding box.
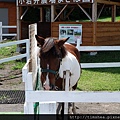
[22,23,120,114]
[77,45,120,68]
[0,39,30,64]
[23,45,120,114]
[26,91,120,103]
[78,46,120,51]
[0,22,17,42]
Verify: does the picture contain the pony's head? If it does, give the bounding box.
[35,35,69,90]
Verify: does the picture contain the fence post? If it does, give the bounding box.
[64,70,70,114]
[0,22,2,42]
[26,39,30,61]
[25,72,34,114]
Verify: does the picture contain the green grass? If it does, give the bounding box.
[78,68,120,91]
[1,41,120,91]
[97,16,120,22]
[80,16,120,22]
[11,61,26,70]
[0,40,25,70]
[80,51,120,63]
[0,112,24,114]
[77,51,120,91]
[0,45,17,59]
[0,60,25,70]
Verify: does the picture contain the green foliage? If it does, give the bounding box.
[0,41,26,70]
[0,64,5,69]
[78,68,120,91]
[11,61,25,70]
[80,51,120,63]
[77,51,120,91]
[0,45,17,59]
[98,16,120,22]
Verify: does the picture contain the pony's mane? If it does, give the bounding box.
[40,44,67,59]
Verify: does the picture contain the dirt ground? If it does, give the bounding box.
[0,64,120,114]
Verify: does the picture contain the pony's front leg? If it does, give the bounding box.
[72,102,76,114]
[68,102,76,114]
[57,103,63,114]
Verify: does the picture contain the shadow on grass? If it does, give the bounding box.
[80,51,120,74]
[82,67,120,74]
[80,51,120,63]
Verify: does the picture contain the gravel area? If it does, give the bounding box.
[0,65,120,114]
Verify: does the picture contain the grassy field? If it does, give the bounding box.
[77,51,120,91]
[0,41,25,70]
[1,40,120,91]
[1,41,120,91]
[77,15,120,91]
[80,16,120,22]
[97,16,120,22]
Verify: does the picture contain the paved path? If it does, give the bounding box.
[0,103,120,114]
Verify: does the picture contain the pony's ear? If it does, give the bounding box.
[35,35,45,46]
[56,37,70,47]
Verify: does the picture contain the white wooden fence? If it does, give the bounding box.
[23,47,120,114]
[0,39,30,64]
[22,24,120,114]
[78,46,120,68]
[0,22,17,42]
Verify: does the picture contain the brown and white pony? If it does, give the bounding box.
[35,35,81,113]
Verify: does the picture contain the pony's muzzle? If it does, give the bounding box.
[43,82,59,91]
[43,83,56,90]
[43,83,50,90]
